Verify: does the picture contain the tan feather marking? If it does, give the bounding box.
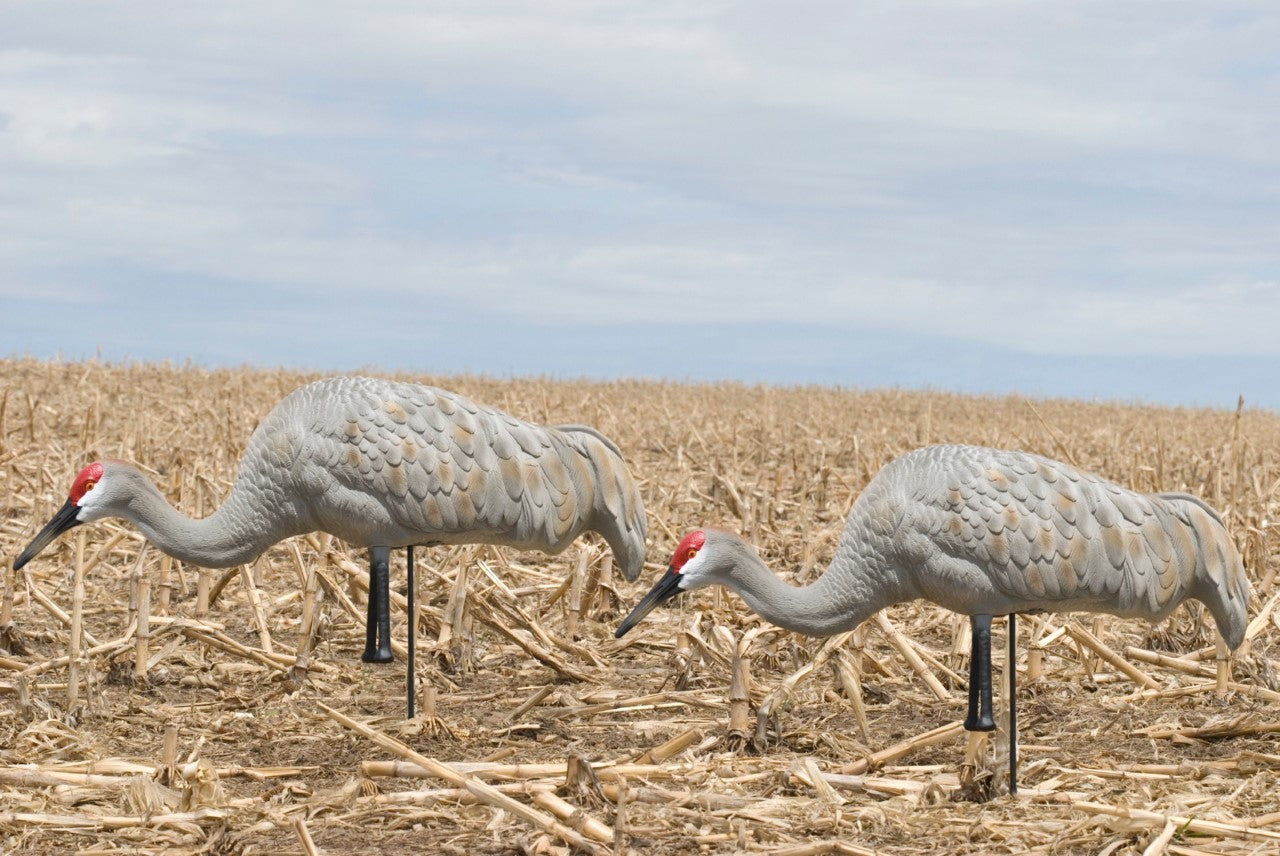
[1101,524,1126,568]
[543,455,571,498]
[1137,519,1169,566]
[1126,531,1146,571]
[1191,509,1227,585]
[986,468,1009,491]
[1038,527,1056,560]
[1227,538,1246,591]
[1028,525,1050,562]
[1203,536,1227,588]
[600,468,624,516]
[456,492,477,529]
[989,531,1011,565]
[401,438,418,464]
[436,458,454,494]
[556,491,577,524]
[499,455,524,501]
[1157,554,1179,603]
[553,501,575,540]
[468,466,488,501]
[523,462,546,507]
[945,514,963,537]
[384,400,408,424]
[453,421,476,456]
[1170,522,1197,583]
[1057,558,1077,596]
[947,489,963,508]
[1067,534,1088,579]
[570,453,595,506]
[1054,490,1078,524]
[388,464,408,498]
[1002,506,1019,531]
[436,492,458,529]
[342,446,361,470]
[422,497,443,529]
[1025,564,1045,597]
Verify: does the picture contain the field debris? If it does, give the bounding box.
[0,358,1277,854]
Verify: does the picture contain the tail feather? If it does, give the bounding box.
[1160,494,1250,648]
[557,425,648,582]
[556,424,624,458]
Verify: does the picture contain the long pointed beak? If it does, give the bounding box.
[14,498,83,570]
[615,567,685,638]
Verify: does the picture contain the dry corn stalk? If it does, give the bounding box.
[565,548,588,639]
[636,727,703,764]
[875,612,950,701]
[319,702,610,854]
[754,628,855,748]
[832,648,870,744]
[1065,622,1159,690]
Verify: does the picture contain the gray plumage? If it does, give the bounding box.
[17,376,647,581]
[620,444,1248,647]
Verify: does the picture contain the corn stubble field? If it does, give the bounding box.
[1,358,1278,856]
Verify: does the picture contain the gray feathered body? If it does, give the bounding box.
[183,376,646,578]
[830,444,1249,646]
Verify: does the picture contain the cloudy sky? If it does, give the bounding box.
[2,2,1278,410]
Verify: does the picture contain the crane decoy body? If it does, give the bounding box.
[616,444,1249,792]
[16,376,647,715]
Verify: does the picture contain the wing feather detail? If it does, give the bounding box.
[295,376,644,563]
[910,446,1241,624]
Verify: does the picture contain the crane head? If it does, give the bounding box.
[614,529,707,637]
[14,462,106,570]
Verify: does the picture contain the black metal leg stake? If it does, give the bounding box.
[964,614,996,732]
[407,546,416,719]
[1008,612,1018,796]
[362,546,393,663]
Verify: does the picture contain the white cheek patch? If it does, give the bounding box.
[76,490,105,520]
[678,550,710,588]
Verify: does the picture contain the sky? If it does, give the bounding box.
[2,2,1278,411]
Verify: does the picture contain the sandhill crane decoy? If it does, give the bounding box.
[15,376,647,717]
[616,444,1248,793]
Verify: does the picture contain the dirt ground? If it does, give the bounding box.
[1,359,1277,855]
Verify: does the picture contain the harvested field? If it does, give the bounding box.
[1,357,1278,855]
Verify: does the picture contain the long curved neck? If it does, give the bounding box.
[722,540,911,637]
[119,473,281,568]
